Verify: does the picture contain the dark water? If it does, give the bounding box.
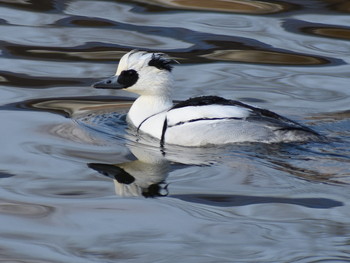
[1,0,350,262]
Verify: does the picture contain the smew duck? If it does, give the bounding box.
[93,50,321,147]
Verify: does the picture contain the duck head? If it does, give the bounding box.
[93,50,178,96]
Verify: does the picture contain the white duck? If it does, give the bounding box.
[93,50,321,146]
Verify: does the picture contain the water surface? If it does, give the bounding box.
[0,0,350,262]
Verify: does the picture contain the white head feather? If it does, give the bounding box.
[115,50,177,96]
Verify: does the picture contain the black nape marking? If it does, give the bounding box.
[148,54,177,71]
[118,69,139,88]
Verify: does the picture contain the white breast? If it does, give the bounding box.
[137,112,167,139]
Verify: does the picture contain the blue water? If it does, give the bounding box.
[0,0,350,262]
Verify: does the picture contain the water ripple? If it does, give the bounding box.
[0,201,54,218]
[172,194,343,209]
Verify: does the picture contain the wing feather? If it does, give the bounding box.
[168,96,319,136]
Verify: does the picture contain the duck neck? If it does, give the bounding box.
[127,94,173,128]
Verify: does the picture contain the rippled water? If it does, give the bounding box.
[1,0,350,262]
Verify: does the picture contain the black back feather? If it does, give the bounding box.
[171,96,320,136]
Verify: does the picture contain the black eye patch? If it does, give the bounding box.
[117,69,139,88]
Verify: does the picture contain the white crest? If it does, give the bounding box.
[115,50,177,96]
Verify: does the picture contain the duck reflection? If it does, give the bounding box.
[86,144,343,208]
[88,146,170,197]
[86,141,344,211]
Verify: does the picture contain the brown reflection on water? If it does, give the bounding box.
[0,0,66,12]
[3,41,126,62]
[1,97,132,118]
[0,71,82,88]
[141,0,295,14]
[0,202,54,218]
[31,98,132,117]
[308,110,350,122]
[1,0,27,3]
[28,49,125,61]
[302,27,350,41]
[201,49,328,65]
[325,0,350,13]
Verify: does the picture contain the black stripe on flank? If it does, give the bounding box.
[170,117,243,127]
[160,117,168,148]
[171,96,248,109]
